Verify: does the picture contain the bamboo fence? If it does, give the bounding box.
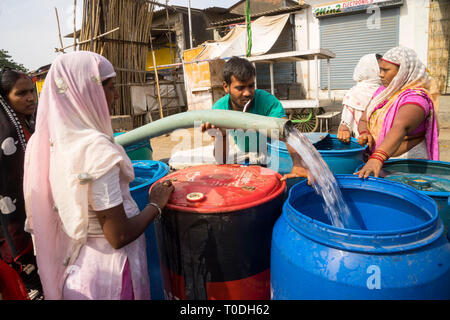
[79,0,157,126]
[427,0,450,94]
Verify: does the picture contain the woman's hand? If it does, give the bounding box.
[337,124,351,143]
[357,132,374,149]
[355,158,384,178]
[149,180,175,209]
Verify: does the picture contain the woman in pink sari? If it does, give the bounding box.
[23,51,174,300]
[356,47,439,178]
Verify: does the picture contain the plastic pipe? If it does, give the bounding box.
[114,109,290,148]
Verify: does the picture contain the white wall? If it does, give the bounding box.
[294,0,430,100]
[398,0,430,64]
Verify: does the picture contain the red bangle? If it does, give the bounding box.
[373,149,389,159]
[369,154,385,164]
[359,130,369,135]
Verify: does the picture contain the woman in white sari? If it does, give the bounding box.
[337,53,382,143]
[23,51,174,300]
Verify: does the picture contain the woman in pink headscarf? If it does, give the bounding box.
[23,51,174,300]
[356,47,439,178]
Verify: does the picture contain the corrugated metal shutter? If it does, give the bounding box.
[256,20,296,88]
[320,7,399,90]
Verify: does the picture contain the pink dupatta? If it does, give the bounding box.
[23,51,136,299]
[369,87,439,160]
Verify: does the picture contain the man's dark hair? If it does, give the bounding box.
[375,54,382,60]
[223,56,255,85]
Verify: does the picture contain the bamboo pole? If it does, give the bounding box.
[56,27,120,52]
[150,44,164,119]
[54,7,65,53]
[74,0,77,51]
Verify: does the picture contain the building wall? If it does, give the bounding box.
[294,0,430,100]
[398,0,430,63]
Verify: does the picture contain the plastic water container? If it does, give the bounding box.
[267,134,365,175]
[356,159,450,237]
[152,164,286,300]
[114,132,153,160]
[271,175,450,299]
[129,160,169,300]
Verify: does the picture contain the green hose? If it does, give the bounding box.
[114,109,289,148]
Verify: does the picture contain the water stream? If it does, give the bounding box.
[284,123,361,229]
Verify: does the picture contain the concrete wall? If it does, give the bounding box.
[294,0,430,100]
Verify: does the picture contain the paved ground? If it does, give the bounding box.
[149,95,450,163]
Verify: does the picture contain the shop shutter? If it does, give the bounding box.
[320,7,399,90]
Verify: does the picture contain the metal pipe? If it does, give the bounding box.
[270,62,275,95]
[188,0,193,48]
[114,110,289,147]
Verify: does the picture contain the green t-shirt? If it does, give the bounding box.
[212,89,286,152]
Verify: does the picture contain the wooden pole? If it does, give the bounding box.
[56,27,120,52]
[54,7,65,53]
[90,0,94,51]
[149,30,164,119]
[74,0,77,51]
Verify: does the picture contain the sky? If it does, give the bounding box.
[0,0,240,71]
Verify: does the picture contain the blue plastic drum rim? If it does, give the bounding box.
[375,159,449,199]
[268,134,365,156]
[314,134,365,156]
[130,160,169,192]
[283,175,442,254]
[114,132,152,153]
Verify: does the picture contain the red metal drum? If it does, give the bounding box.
[152,164,286,300]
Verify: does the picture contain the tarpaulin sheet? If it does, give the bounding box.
[194,13,290,61]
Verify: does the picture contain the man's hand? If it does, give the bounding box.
[201,122,226,136]
[280,165,313,185]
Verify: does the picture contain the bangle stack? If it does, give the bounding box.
[359,130,369,135]
[368,149,389,165]
[147,202,162,219]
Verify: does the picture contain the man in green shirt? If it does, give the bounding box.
[202,56,310,183]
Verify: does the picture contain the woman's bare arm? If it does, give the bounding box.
[94,181,174,249]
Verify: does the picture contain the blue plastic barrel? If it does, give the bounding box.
[267,134,365,175]
[271,175,450,299]
[129,160,169,300]
[114,132,153,160]
[356,159,450,237]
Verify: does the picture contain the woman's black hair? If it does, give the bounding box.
[0,68,28,98]
[102,77,112,86]
[375,54,383,60]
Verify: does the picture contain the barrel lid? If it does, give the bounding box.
[159,164,285,213]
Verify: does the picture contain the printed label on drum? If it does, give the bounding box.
[366,265,381,290]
